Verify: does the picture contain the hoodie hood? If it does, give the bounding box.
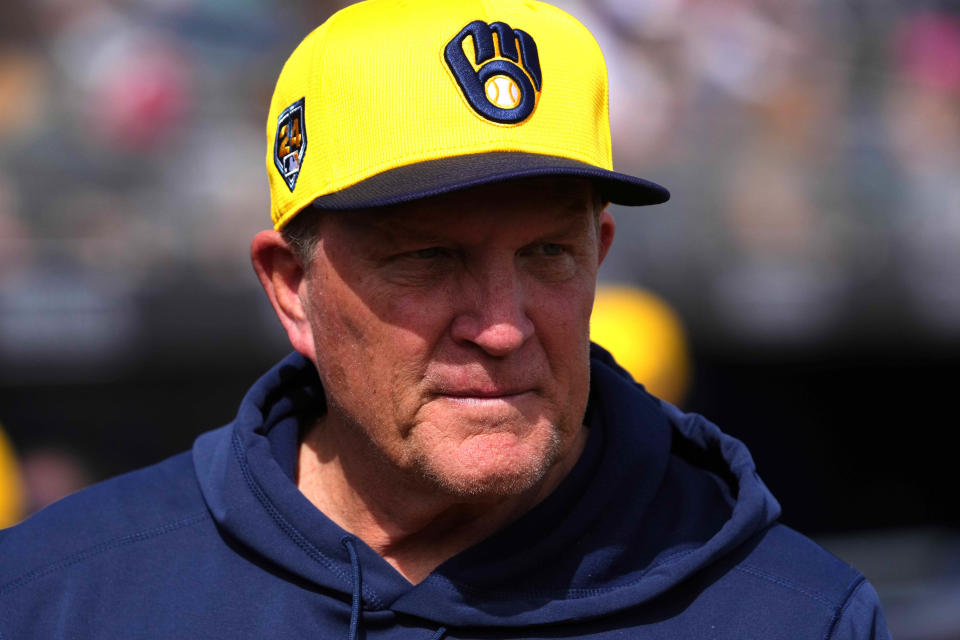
[192,345,781,629]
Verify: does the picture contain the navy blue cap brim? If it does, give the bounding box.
[311,152,669,210]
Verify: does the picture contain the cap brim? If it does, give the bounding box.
[311,152,669,210]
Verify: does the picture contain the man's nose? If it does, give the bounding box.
[449,264,535,357]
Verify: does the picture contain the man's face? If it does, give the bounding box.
[299,178,614,498]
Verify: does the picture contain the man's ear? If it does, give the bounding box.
[597,209,616,265]
[250,230,316,359]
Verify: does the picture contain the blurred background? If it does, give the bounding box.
[0,0,957,636]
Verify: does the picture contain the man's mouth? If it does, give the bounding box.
[436,387,535,404]
[444,388,528,398]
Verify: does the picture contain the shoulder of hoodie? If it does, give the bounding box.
[739,524,867,605]
[0,443,212,598]
[589,345,887,633]
[661,405,889,634]
[655,398,873,616]
[722,524,889,637]
[656,399,882,626]
[659,403,887,634]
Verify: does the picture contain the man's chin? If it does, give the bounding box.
[412,434,563,499]
[417,465,551,499]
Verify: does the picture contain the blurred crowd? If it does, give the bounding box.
[580,0,960,345]
[2,0,959,377]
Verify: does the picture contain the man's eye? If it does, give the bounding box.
[413,247,444,259]
[540,243,566,256]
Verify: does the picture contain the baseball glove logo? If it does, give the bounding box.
[444,20,542,125]
[274,98,307,191]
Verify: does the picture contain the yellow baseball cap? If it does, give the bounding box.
[266,0,670,230]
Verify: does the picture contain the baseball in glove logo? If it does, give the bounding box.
[274,98,307,192]
[444,21,542,125]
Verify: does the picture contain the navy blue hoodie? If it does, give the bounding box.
[0,347,890,638]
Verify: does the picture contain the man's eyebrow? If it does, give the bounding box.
[344,213,449,249]
[545,203,598,232]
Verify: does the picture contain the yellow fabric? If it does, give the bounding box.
[0,424,24,528]
[590,286,692,406]
[266,0,612,229]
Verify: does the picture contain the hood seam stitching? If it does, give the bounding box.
[734,563,838,611]
[229,429,386,610]
[0,512,207,597]
[823,576,867,640]
[426,548,698,600]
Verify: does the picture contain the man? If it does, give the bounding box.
[0,0,890,638]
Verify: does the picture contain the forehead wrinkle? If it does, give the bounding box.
[330,208,448,252]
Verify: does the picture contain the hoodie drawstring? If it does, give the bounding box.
[341,537,363,640]
[340,536,448,640]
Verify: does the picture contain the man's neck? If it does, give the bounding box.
[295,418,587,584]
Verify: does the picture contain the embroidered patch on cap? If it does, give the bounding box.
[274,98,307,191]
[444,21,542,125]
